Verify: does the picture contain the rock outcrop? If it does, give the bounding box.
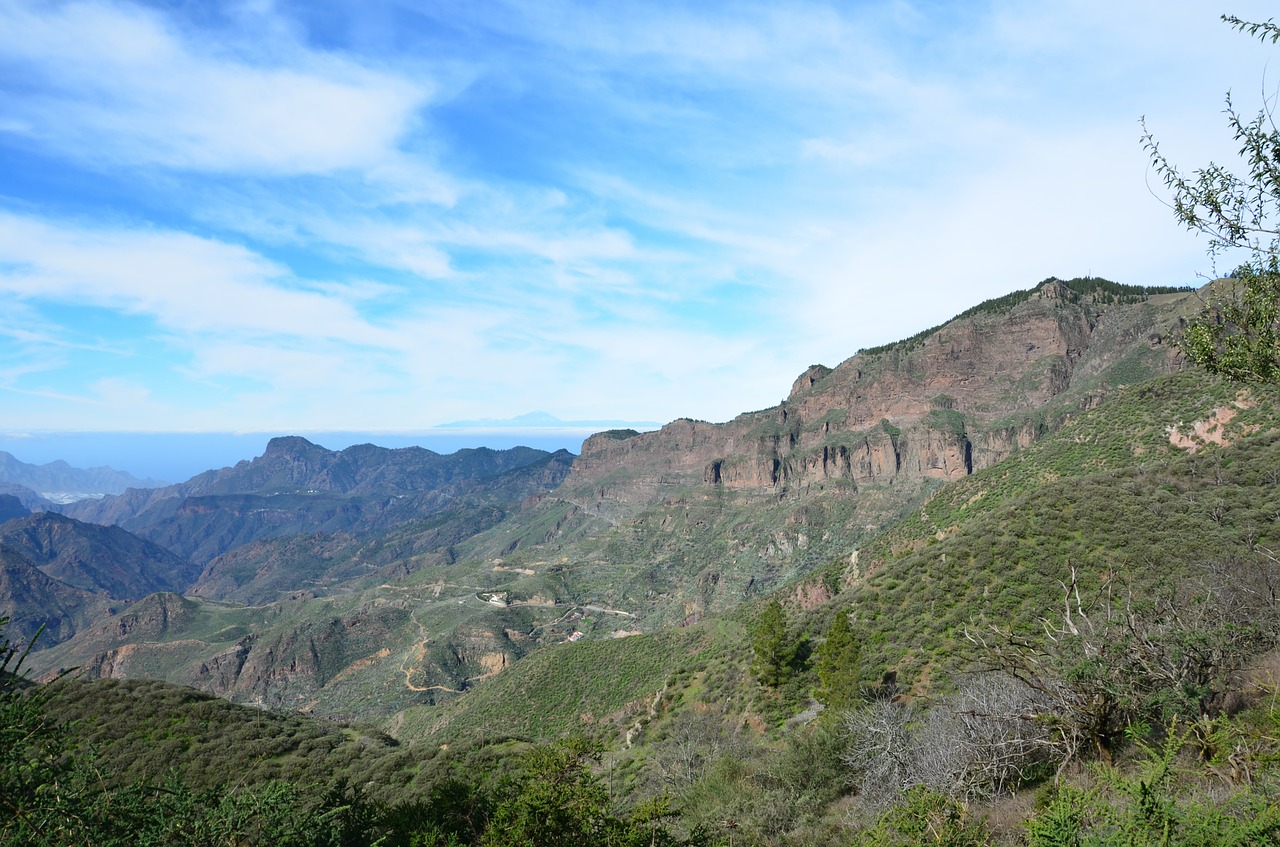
[567,281,1193,513]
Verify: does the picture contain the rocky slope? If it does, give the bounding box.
[0,546,110,645]
[30,578,571,719]
[187,448,576,604]
[0,512,198,648]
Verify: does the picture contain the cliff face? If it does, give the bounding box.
[568,282,1191,512]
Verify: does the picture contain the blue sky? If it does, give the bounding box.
[1,0,1277,442]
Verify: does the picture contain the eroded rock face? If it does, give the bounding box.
[568,282,1192,511]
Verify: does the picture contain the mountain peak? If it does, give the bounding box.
[262,436,329,459]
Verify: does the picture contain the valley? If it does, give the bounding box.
[5,276,1280,846]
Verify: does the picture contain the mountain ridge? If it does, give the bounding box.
[59,441,573,567]
[0,450,166,502]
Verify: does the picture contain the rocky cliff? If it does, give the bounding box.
[566,279,1193,516]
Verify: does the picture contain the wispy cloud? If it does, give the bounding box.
[0,0,433,176]
[0,213,396,343]
[2,0,1279,440]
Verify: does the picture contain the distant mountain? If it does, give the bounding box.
[0,509,200,649]
[188,448,576,604]
[60,439,573,570]
[0,451,166,503]
[0,482,55,511]
[0,545,110,646]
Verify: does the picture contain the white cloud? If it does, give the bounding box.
[0,0,432,175]
[0,212,396,344]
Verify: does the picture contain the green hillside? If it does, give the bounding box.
[9,363,1280,845]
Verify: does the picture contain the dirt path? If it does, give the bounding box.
[398,606,465,693]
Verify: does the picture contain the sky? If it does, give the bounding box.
[2,0,1279,476]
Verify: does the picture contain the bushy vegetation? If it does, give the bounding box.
[3,619,705,846]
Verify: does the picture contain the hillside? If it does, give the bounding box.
[440,277,1203,629]
[380,369,1280,748]
[0,512,198,647]
[21,366,1280,844]
[0,494,28,523]
[0,546,108,644]
[0,511,199,600]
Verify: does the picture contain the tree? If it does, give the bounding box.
[815,609,860,710]
[1143,15,1280,382]
[481,738,687,847]
[751,600,793,687]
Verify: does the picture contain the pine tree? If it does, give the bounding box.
[816,609,860,710]
[751,599,793,687]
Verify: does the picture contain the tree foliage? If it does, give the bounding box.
[1180,262,1280,382]
[1143,14,1280,382]
[815,609,860,710]
[751,599,794,687]
[1025,724,1280,847]
[478,738,696,847]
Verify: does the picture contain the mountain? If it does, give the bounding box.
[0,545,109,645]
[0,482,54,511]
[569,278,1189,503]
[0,511,198,648]
[14,276,1280,847]
[441,277,1201,627]
[188,448,576,604]
[29,276,1215,721]
[0,512,199,600]
[60,440,572,568]
[0,451,165,503]
[385,368,1280,750]
[0,494,29,523]
[21,441,578,709]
